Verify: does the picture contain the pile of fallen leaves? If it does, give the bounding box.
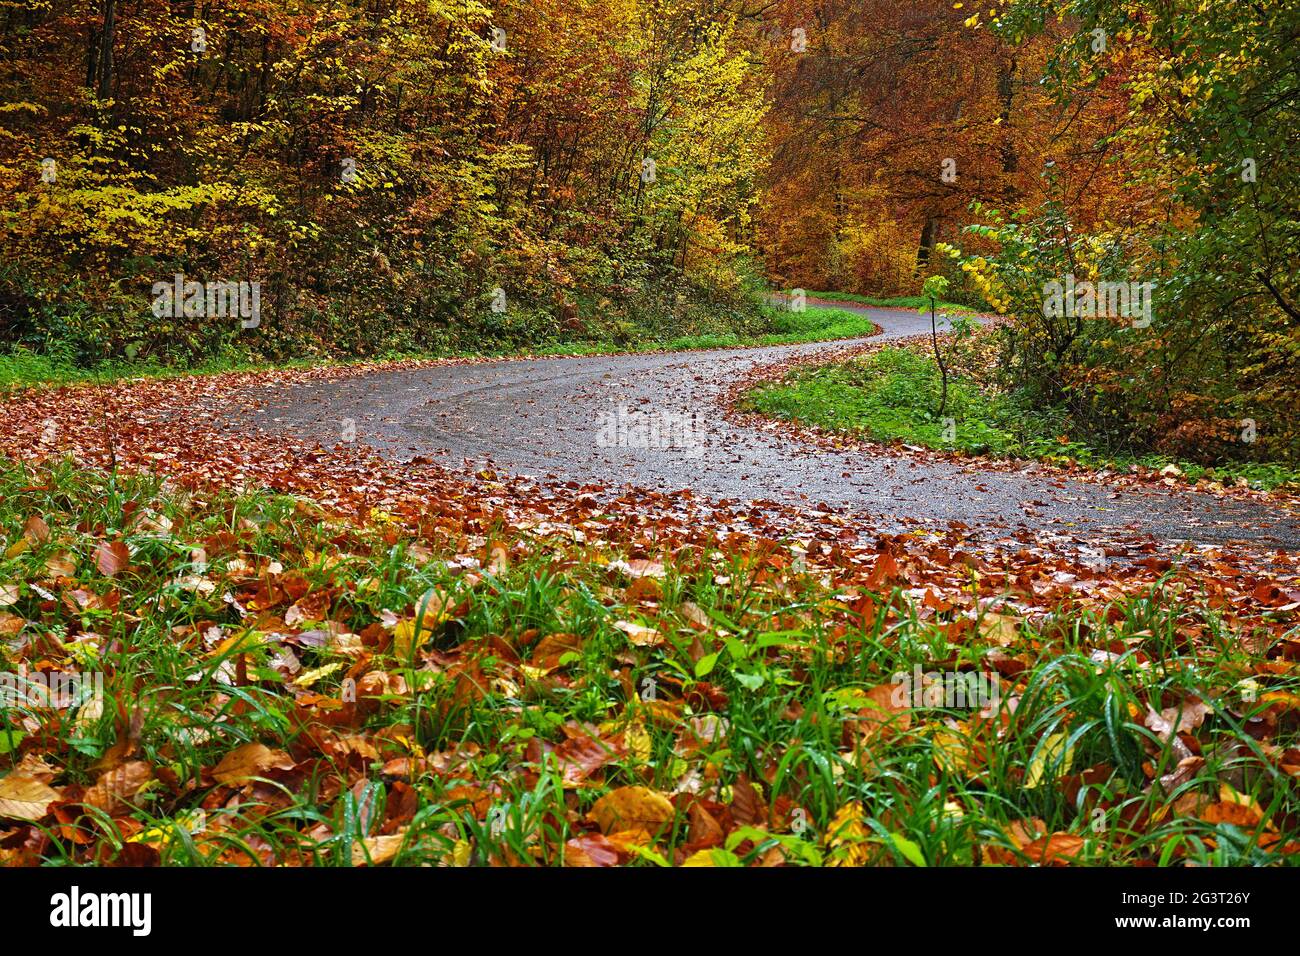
[0,361,1298,865]
[0,454,1296,866]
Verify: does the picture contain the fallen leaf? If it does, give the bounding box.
[211,743,295,784]
[94,540,130,577]
[393,587,452,657]
[588,786,675,834]
[23,515,51,544]
[979,612,1021,647]
[83,761,153,815]
[1024,731,1074,789]
[553,733,624,786]
[1022,832,1086,865]
[531,632,582,671]
[614,620,664,647]
[0,772,60,821]
[564,832,625,867]
[352,830,408,866]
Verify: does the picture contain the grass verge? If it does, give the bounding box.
[784,289,979,315]
[0,456,1296,866]
[1,305,875,393]
[741,346,1300,492]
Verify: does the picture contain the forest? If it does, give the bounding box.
[3,0,1296,464]
[0,0,1297,880]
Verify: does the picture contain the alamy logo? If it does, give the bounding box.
[596,405,703,458]
[0,668,103,710]
[49,886,151,936]
[891,664,1001,716]
[1042,274,1155,328]
[151,274,261,328]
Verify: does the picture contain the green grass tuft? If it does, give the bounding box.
[0,456,1295,865]
[742,346,1300,490]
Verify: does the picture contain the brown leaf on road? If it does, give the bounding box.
[211,742,295,784]
[865,549,902,590]
[6,328,1300,870]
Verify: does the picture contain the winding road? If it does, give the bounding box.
[247,302,1300,551]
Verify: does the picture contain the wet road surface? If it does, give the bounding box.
[246,303,1300,551]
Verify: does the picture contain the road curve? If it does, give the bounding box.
[246,302,1300,551]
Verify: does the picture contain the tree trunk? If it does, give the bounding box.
[85,24,99,89]
[96,0,115,101]
[997,56,1018,174]
[916,216,940,271]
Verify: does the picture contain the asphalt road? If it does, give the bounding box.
[246,302,1300,551]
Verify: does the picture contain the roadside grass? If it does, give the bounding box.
[1,456,1295,866]
[783,289,979,315]
[1,306,876,393]
[527,305,876,354]
[0,345,350,395]
[741,346,1300,492]
[654,305,880,351]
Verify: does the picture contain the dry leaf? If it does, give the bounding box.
[83,761,153,815]
[564,832,624,867]
[588,786,675,834]
[94,540,130,577]
[614,620,664,647]
[0,772,60,821]
[23,516,51,544]
[1021,832,1086,865]
[352,830,408,866]
[212,743,295,784]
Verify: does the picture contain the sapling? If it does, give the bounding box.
[921,274,973,417]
